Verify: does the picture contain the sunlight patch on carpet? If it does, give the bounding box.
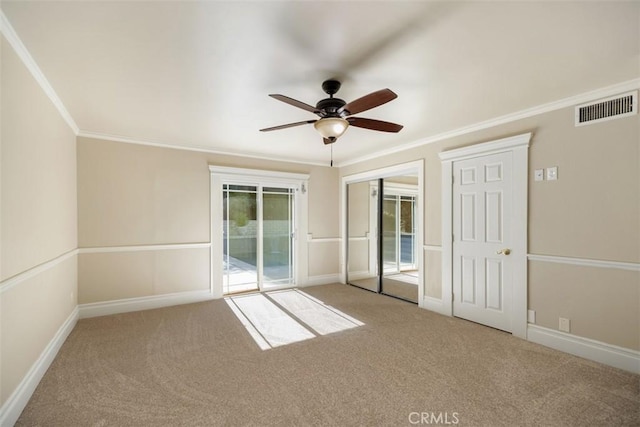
[226,293,314,349]
[267,289,364,335]
[225,289,364,350]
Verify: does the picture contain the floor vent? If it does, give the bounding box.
[575,91,637,126]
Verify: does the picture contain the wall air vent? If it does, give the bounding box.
[575,91,637,126]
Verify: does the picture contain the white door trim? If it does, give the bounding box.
[340,160,424,306]
[439,133,531,339]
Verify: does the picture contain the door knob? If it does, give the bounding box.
[497,248,511,255]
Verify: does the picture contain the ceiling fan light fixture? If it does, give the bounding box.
[261,80,402,145]
[314,117,349,141]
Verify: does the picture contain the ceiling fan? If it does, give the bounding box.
[259,79,403,145]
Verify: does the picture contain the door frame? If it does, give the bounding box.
[210,166,309,298]
[439,133,531,339]
[341,160,424,306]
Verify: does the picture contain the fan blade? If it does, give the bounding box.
[340,89,398,116]
[269,94,319,114]
[260,119,316,132]
[347,117,403,133]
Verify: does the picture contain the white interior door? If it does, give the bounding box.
[452,151,513,332]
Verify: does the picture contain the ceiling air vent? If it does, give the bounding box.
[575,91,637,126]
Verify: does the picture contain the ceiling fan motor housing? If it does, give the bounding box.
[316,97,347,117]
[317,79,349,117]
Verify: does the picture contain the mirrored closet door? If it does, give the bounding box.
[346,180,379,293]
[380,175,419,303]
[346,174,419,304]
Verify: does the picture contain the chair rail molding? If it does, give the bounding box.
[527,254,640,271]
[0,249,78,294]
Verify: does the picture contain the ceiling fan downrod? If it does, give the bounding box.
[316,80,347,118]
[330,143,333,167]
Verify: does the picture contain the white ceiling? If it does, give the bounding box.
[2,1,639,166]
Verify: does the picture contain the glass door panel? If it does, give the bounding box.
[223,185,258,294]
[262,187,294,289]
[381,177,419,303]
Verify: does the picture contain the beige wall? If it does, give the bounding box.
[347,181,371,238]
[341,105,640,350]
[424,250,442,300]
[1,40,77,279]
[78,248,210,304]
[308,243,339,277]
[77,137,339,303]
[0,35,77,406]
[0,257,77,403]
[77,140,209,247]
[529,261,639,350]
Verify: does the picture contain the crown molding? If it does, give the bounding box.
[340,77,640,167]
[0,10,79,134]
[77,130,331,167]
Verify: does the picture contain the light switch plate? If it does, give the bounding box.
[534,169,544,181]
[547,166,558,181]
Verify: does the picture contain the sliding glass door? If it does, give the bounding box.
[223,184,294,294]
[262,187,294,288]
[224,185,258,293]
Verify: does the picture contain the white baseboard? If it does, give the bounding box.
[422,296,451,316]
[303,274,340,287]
[78,290,215,319]
[0,307,78,427]
[527,324,640,374]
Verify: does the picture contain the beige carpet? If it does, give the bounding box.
[17,284,639,426]
[348,277,419,303]
[380,277,419,303]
